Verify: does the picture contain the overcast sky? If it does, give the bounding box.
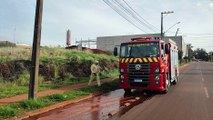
[0,0,213,51]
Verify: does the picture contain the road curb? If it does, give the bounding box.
[179,62,190,70]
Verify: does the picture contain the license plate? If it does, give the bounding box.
[134,79,143,82]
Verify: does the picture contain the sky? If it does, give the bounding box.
[0,0,213,51]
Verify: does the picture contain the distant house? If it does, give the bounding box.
[0,41,16,47]
[16,44,31,49]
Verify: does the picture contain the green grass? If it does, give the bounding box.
[179,59,190,66]
[0,79,119,119]
[100,69,119,79]
[0,69,118,99]
[0,82,28,98]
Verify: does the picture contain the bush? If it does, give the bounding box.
[19,99,46,110]
[16,72,30,86]
[0,106,16,119]
[46,94,68,102]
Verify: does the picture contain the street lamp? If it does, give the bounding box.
[164,22,181,34]
[161,11,174,39]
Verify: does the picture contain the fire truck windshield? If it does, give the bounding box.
[120,42,160,58]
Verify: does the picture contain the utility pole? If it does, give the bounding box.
[161,12,163,40]
[161,11,174,39]
[29,0,43,99]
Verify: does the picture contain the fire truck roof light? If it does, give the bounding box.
[131,37,152,41]
[131,36,161,41]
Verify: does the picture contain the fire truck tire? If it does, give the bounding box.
[162,74,170,94]
[172,76,178,85]
[144,90,152,95]
[124,89,131,93]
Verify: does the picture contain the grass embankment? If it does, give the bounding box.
[0,79,119,120]
[0,47,119,98]
[0,69,118,99]
[0,47,117,62]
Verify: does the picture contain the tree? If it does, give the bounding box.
[178,50,183,63]
[208,51,213,62]
[193,48,209,61]
[186,44,193,60]
[178,50,183,60]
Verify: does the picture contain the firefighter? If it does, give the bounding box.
[152,47,159,56]
[88,60,101,86]
[148,46,158,57]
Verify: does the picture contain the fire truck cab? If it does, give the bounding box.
[114,36,179,93]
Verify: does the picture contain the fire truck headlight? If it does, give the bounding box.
[120,69,124,73]
[120,75,124,83]
[155,75,160,81]
[155,68,160,73]
[120,75,124,80]
[155,75,160,84]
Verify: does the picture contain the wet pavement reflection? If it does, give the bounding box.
[25,89,153,120]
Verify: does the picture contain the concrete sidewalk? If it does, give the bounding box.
[0,76,118,104]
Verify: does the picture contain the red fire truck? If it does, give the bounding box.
[114,36,179,93]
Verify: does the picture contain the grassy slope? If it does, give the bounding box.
[0,47,117,63]
[0,47,119,98]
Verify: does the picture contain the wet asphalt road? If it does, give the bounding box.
[25,89,152,120]
[119,62,213,120]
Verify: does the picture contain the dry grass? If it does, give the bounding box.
[0,47,80,62]
[0,47,118,63]
[0,47,31,62]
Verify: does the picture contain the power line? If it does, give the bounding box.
[113,0,155,31]
[182,33,213,35]
[104,0,148,33]
[103,0,148,33]
[112,0,158,32]
[122,0,159,31]
[186,37,213,39]
[110,0,158,32]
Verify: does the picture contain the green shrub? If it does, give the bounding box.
[0,106,16,119]
[16,73,30,86]
[0,74,3,83]
[46,94,68,102]
[19,99,46,110]
[63,73,75,80]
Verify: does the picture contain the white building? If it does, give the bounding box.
[97,33,188,57]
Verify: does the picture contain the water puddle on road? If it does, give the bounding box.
[25,89,153,120]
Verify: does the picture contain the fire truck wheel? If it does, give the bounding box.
[172,76,178,85]
[162,75,170,94]
[144,90,152,95]
[124,89,131,94]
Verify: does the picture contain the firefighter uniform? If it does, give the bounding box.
[88,61,101,86]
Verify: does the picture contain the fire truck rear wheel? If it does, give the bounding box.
[172,76,178,85]
[124,89,131,93]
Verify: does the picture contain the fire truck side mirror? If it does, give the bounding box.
[165,44,170,54]
[114,47,118,56]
